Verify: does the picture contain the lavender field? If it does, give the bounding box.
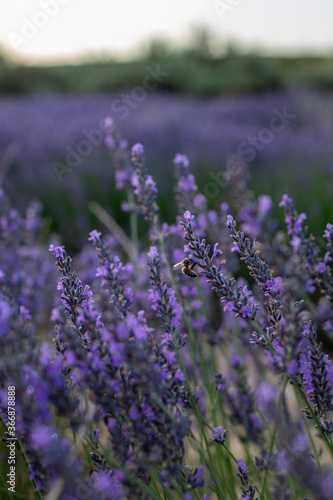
[2,89,333,248]
[1,87,333,500]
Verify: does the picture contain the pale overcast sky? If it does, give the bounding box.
[1,0,333,65]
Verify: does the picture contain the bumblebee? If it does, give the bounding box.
[173,258,197,278]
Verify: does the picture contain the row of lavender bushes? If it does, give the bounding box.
[1,117,333,499]
[2,89,333,249]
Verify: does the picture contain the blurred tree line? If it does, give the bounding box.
[1,27,333,95]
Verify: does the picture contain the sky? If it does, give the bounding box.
[1,0,333,65]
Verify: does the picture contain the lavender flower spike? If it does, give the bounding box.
[237,459,258,499]
[225,215,284,303]
[180,211,258,319]
[130,142,159,223]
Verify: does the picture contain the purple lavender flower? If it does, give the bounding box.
[180,212,259,320]
[131,143,145,157]
[237,459,248,474]
[88,230,133,319]
[129,142,159,223]
[210,426,227,445]
[300,321,333,432]
[147,246,185,349]
[236,459,258,499]
[279,194,333,310]
[173,154,204,216]
[49,244,95,327]
[324,223,333,248]
[181,464,205,490]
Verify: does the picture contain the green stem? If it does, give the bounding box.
[127,190,139,252]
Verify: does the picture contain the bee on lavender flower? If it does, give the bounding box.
[173,258,197,278]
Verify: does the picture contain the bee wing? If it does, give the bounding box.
[173,262,183,270]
